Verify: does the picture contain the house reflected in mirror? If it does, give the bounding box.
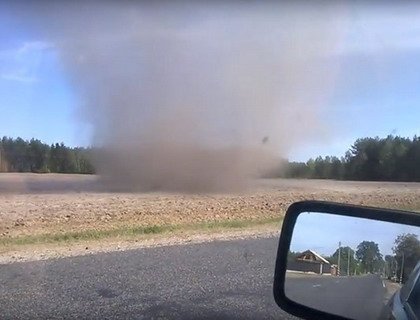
[288,250,337,275]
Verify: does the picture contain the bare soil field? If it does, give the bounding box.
[1,173,419,240]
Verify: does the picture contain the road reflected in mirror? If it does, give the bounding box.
[285,212,420,320]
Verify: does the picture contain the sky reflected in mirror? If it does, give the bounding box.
[290,212,419,256]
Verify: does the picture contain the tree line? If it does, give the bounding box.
[0,137,94,174]
[282,135,420,182]
[1,135,419,180]
[352,233,420,283]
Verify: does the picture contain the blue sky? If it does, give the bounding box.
[0,4,419,161]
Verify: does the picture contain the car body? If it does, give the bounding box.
[381,261,420,320]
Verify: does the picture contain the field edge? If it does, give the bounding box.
[0,216,283,248]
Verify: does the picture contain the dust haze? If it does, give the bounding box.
[8,2,348,193]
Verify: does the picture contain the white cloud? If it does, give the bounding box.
[1,72,38,83]
[0,40,53,83]
[17,41,53,55]
[331,9,420,57]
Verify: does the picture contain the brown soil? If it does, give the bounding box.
[0,227,280,264]
[1,173,419,239]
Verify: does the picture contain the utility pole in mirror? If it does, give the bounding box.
[399,252,405,284]
[347,247,351,276]
[338,242,341,276]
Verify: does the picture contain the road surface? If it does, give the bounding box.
[0,237,387,319]
[286,273,387,320]
[1,237,292,319]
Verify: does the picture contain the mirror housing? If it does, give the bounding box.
[273,201,420,320]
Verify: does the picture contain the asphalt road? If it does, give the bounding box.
[0,237,297,320]
[0,237,389,320]
[286,273,386,320]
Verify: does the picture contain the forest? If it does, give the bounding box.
[0,137,94,174]
[0,135,419,182]
[282,135,420,182]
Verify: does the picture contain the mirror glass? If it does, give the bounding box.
[285,212,420,320]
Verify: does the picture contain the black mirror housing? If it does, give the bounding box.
[273,201,420,320]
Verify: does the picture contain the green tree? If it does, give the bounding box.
[403,136,420,181]
[48,143,60,172]
[28,139,50,173]
[76,148,95,174]
[384,255,398,279]
[8,137,30,172]
[393,233,420,283]
[329,246,358,276]
[356,241,384,274]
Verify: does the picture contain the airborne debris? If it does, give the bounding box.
[8,2,343,192]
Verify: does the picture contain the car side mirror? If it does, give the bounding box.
[273,201,420,320]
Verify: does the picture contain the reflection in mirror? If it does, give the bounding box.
[285,212,420,320]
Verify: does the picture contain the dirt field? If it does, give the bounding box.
[1,173,420,239]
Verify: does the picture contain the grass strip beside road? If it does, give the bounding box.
[0,216,282,248]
